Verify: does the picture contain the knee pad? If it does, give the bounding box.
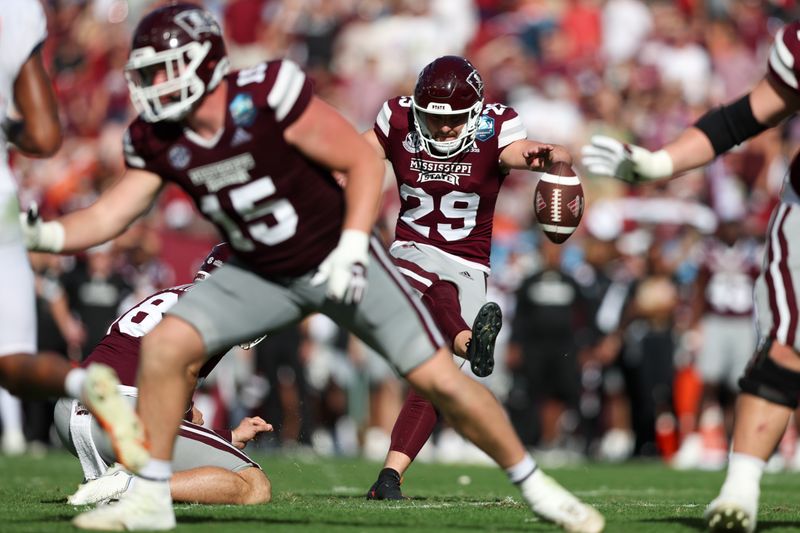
[739,339,800,409]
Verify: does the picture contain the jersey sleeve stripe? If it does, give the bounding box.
[267,60,307,121]
[376,101,392,137]
[498,116,527,148]
[122,131,146,168]
[769,28,799,89]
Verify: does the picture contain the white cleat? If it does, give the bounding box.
[520,470,605,533]
[68,464,133,506]
[82,364,149,472]
[72,477,175,531]
[704,497,757,533]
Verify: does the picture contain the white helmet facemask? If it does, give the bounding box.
[411,99,483,159]
[125,40,211,123]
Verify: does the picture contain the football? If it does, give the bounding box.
[534,161,585,244]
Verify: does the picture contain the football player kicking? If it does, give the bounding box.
[582,21,800,533]
[22,4,602,531]
[0,0,146,469]
[363,55,574,500]
[54,243,272,507]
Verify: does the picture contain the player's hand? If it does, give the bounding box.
[581,135,673,183]
[19,202,64,252]
[190,405,204,426]
[231,416,273,449]
[311,229,369,305]
[522,142,554,170]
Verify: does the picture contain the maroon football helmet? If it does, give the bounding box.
[412,56,485,159]
[194,242,232,281]
[125,3,229,122]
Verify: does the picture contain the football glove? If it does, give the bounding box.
[19,202,64,253]
[581,135,674,184]
[311,229,369,305]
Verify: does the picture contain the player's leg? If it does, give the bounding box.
[0,243,79,398]
[408,351,603,532]
[338,239,603,532]
[170,465,269,504]
[367,387,438,499]
[706,208,800,533]
[169,420,269,504]
[392,245,501,375]
[73,263,303,530]
[368,246,502,499]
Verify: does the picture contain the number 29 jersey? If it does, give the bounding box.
[373,97,526,272]
[123,60,344,278]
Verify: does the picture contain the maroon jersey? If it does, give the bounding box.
[123,59,344,278]
[698,238,761,317]
[82,284,224,386]
[374,97,527,271]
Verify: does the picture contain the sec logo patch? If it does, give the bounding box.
[402,132,423,154]
[168,145,191,170]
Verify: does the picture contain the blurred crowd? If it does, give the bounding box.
[3,0,800,473]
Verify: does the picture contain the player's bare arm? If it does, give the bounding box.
[285,96,384,234]
[362,129,388,160]
[6,48,61,156]
[583,74,800,184]
[23,168,163,254]
[500,139,572,172]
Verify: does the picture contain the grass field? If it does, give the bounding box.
[2,452,800,532]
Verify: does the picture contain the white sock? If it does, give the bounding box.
[506,454,538,484]
[0,388,23,433]
[64,368,87,400]
[720,452,764,498]
[139,459,172,481]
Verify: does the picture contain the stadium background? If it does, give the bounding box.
[5,0,800,478]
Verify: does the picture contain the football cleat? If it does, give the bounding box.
[72,477,175,531]
[704,497,757,533]
[520,470,605,533]
[68,464,133,506]
[82,364,149,473]
[467,302,502,377]
[366,468,405,500]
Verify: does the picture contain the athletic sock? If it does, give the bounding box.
[720,452,764,499]
[64,368,87,400]
[506,454,538,484]
[139,459,172,481]
[388,388,438,460]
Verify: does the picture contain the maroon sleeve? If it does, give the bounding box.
[214,428,233,442]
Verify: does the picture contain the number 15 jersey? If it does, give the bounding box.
[373,97,526,273]
[124,60,344,278]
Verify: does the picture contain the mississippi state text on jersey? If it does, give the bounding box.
[374,97,526,271]
[123,59,344,278]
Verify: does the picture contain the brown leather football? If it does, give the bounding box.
[534,161,585,244]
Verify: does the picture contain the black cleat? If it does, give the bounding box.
[467,302,502,377]
[366,468,405,500]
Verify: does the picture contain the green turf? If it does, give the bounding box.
[2,452,799,532]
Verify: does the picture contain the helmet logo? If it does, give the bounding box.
[466,70,483,98]
[428,103,449,111]
[175,9,221,40]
